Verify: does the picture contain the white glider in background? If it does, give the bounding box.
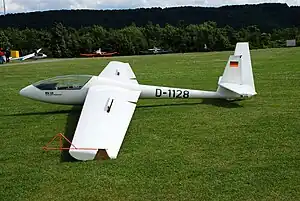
[148,46,161,53]
[19,42,257,161]
[10,48,47,61]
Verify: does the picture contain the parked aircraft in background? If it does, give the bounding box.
[148,47,162,53]
[80,48,119,57]
[19,42,256,162]
[141,46,172,55]
[10,48,47,61]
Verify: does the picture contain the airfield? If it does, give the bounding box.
[1,47,300,200]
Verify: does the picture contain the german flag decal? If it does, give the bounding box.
[230,61,239,68]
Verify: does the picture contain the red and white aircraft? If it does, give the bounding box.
[80,48,119,57]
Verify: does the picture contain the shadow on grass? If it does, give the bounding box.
[137,99,242,109]
[5,110,75,116]
[60,106,82,162]
[7,99,242,117]
[201,99,243,108]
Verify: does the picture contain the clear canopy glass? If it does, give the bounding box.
[33,75,93,90]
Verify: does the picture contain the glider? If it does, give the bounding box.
[19,42,256,161]
[10,48,47,61]
[141,46,172,54]
[148,47,161,53]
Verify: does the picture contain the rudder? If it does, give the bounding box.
[218,42,256,98]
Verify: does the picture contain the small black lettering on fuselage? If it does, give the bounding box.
[155,89,190,98]
[45,92,62,96]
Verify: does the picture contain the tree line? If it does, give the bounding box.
[0,3,299,32]
[0,21,299,58]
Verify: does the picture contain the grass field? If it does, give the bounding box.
[1,47,300,201]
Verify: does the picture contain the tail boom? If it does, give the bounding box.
[139,85,222,99]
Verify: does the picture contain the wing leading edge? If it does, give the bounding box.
[69,86,141,161]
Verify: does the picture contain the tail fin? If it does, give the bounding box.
[217,42,256,98]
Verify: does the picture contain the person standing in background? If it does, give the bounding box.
[0,48,6,64]
[5,48,11,63]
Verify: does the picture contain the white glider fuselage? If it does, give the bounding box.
[20,75,241,105]
[20,42,256,105]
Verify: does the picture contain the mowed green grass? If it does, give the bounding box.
[1,48,300,201]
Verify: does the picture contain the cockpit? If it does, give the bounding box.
[33,75,93,90]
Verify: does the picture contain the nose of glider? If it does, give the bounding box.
[19,85,35,98]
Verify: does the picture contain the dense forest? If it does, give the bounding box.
[0,22,299,58]
[0,3,299,31]
[0,3,299,58]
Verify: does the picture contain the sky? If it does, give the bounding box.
[1,0,300,14]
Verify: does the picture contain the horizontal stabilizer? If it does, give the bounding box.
[219,82,257,96]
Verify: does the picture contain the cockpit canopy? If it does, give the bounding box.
[33,75,93,90]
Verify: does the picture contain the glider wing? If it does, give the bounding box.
[99,61,138,84]
[69,85,141,161]
[10,48,42,61]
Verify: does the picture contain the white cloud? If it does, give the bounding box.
[1,0,299,14]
